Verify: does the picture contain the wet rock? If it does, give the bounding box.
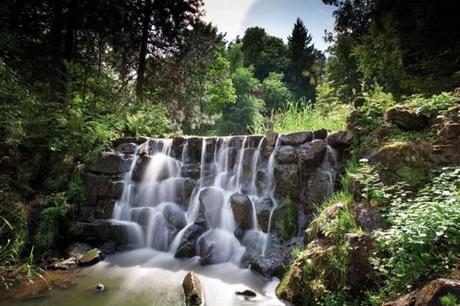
[274,164,299,201]
[99,242,117,255]
[93,199,116,219]
[79,248,104,266]
[163,204,187,230]
[303,167,335,206]
[175,224,206,258]
[279,132,312,146]
[181,163,201,180]
[327,130,353,148]
[67,221,127,245]
[271,199,298,241]
[255,197,274,232]
[116,142,137,155]
[230,193,253,230]
[182,272,203,306]
[182,137,203,164]
[131,155,151,181]
[352,203,386,232]
[386,106,429,130]
[299,139,327,169]
[113,137,148,147]
[171,137,187,159]
[199,187,224,228]
[265,132,278,147]
[49,257,78,270]
[275,145,297,164]
[313,128,328,139]
[96,283,105,292]
[66,242,92,259]
[235,289,257,299]
[87,152,133,175]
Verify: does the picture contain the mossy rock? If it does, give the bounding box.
[271,199,297,241]
[79,248,103,265]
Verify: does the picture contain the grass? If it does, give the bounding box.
[256,103,351,134]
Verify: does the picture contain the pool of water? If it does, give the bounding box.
[0,249,286,306]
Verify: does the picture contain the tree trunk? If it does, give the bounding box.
[136,0,152,100]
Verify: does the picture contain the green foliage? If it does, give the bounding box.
[34,193,71,254]
[264,101,350,134]
[260,73,293,114]
[440,293,459,306]
[124,103,170,137]
[405,92,460,117]
[372,167,460,296]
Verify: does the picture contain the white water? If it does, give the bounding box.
[110,136,282,266]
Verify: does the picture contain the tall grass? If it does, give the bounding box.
[257,103,351,134]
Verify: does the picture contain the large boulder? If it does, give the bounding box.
[327,130,353,148]
[351,202,386,232]
[175,223,207,258]
[230,193,253,230]
[271,199,298,241]
[66,221,127,245]
[299,139,327,169]
[84,174,124,206]
[274,164,299,201]
[313,129,328,139]
[275,145,297,164]
[255,197,274,232]
[303,167,335,206]
[182,272,204,306]
[279,132,312,146]
[87,152,133,175]
[386,106,429,130]
[345,233,375,291]
[198,187,224,228]
[384,278,460,306]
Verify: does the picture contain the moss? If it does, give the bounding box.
[396,166,430,186]
[273,198,298,240]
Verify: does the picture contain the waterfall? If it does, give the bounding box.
[108,133,340,267]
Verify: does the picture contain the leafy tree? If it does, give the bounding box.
[260,73,292,114]
[215,67,264,135]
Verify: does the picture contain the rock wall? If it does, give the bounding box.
[67,130,352,273]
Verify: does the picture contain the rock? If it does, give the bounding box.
[313,128,328,139]
[386,106,429,130]
[79,248,104,266]
[352,203,386,232]
[96,283,105,292]
[326,130,353,148]
[345,233,375,291]
[116,142,137,155]
[235,289,257,299]
[131,155,151,181]
[181,164,201,180]
[66,242,92,259]
[255,197,274,232]
[265,132,278,147]
[49,257,78,270]
[67,221,127,245]
[275,145,297,164]
[175,224,206,258]
[274,164,299,201]
[163,203,187,230]
[271,199,297,241]
[299,139,327,168]
[99,242,117,255]
[199,187,224,228]
[230,193,253,230]
[384,278,460,306]
[113,137,148,147]
[303,167,335,206]
[182,272,204,306]
[87,152,133,175]
[279,132,312,146]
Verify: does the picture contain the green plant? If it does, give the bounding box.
[440,293,459,306]
[372,167,460,297]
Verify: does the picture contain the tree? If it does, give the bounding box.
[260,73,292,114]
[241,27,288,80]
[287,18,320,102]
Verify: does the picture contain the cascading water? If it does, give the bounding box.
[110,136,283,265]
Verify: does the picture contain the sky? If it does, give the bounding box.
[203,0,336,51]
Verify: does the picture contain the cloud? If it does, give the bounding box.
[203,0,258,40]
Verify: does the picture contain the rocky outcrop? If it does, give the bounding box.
[182,272,204,306]
[386,106,429,130]
[230,193,253,230]
[384,278,460,306]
